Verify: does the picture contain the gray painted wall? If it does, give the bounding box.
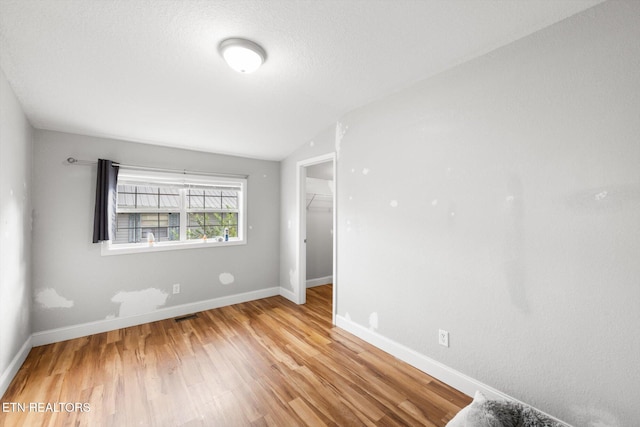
[335,2,639,426]
[31,130,280,332]
[0,68,33,392]
[280,1,640,425]
[280,128,335,295]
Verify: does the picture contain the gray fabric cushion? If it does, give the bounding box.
[446,391,566,427]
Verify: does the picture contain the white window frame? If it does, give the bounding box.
[102,169,247,256]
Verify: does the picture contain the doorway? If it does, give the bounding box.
[296,153,336,324]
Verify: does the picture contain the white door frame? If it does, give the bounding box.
[296,152,337,324]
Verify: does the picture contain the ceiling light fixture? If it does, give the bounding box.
[218,38,266,74]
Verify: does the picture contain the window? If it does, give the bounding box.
[185,189,239,239]
[114,185,181,244]
[105,169,247,254]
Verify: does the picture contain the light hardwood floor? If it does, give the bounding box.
[1,285,470,426]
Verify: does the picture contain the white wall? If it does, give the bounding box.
[0,68,33,396]
[282,1,640,425]
[31,130,280,333]
[334,2,639,425]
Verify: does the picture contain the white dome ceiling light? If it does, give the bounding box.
[218,38,266,74]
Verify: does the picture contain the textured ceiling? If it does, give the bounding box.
[0,0,604,161]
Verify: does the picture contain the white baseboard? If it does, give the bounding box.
[306,275,332,288]
[335,315,571,427]
[32,287,280,347]
[279,286,297,303]
[0,335,32,399]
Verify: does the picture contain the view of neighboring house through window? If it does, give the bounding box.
[115,185,181,243]
[112,169,244,246]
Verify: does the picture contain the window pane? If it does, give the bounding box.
[117,184,180,209]
[221,196,237,209]
[159,194,180,208]
[187,212,223,239]
[114,213,141,244]
[117,193,136,208]
[190,198,204,208]
[222,212,238,224]
[137,193,158,208]
[205,196,221,209]
[140,213,160,226]
[113,212,179,243]
[188,213,201,227]
[187,191,204,208]
[168,213,180,241]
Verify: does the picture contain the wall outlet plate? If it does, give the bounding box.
[439,329,449,347]
[173,283,180,294]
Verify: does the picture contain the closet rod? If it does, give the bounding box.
[66,157,249,179]
[306,193,316,209]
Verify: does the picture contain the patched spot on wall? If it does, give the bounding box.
[335,121,348,157]
[111,288,168,317]
[289,268,299,290]
[362,168,370,175]
[390,200,399,208]
[219,272,235,285]
[594,190,608,201]
[35,288,74,309]
[369,312,379,331]
[448,201,457,219]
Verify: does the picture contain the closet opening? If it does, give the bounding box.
[296,153,336,324]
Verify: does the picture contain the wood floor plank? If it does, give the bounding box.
[288,397,328,427]
[1,285,470,426]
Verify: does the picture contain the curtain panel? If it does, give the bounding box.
[92,159,119,243]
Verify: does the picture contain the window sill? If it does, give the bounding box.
[101,238,245,256]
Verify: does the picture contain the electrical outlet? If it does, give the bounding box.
[172,283,180,294]
[438,329,449,347]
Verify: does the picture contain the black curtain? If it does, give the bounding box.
[93,159,119,243]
